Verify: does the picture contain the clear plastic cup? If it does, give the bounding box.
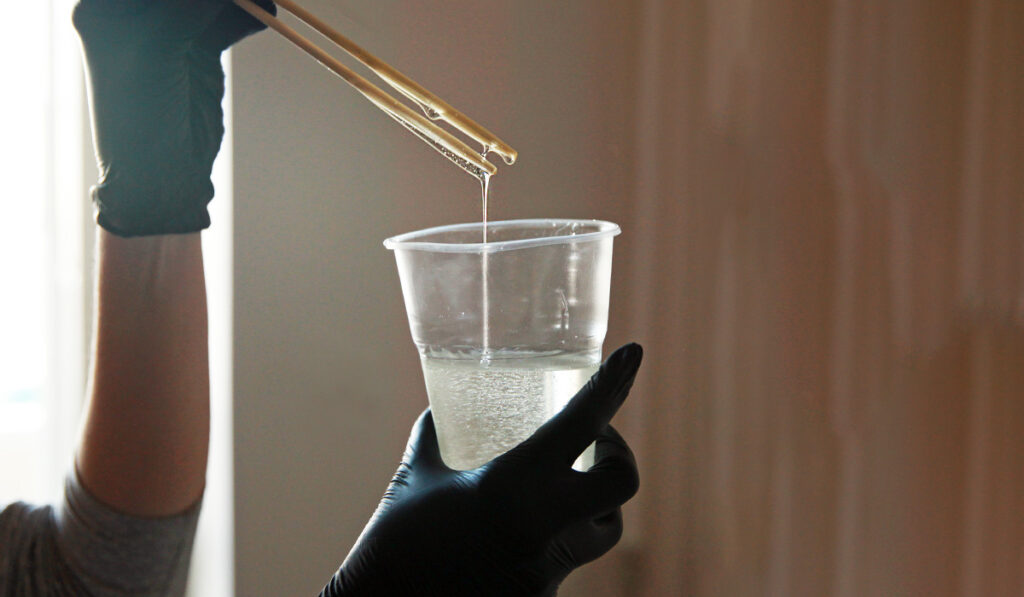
[384,219,620,470]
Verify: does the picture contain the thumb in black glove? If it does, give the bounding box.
[321,343,643,597]
[73,0,275,236]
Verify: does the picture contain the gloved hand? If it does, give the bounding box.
[320,343,643,597]
[73,0,275,237]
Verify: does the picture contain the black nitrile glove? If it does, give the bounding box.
[320,343,643,597]
[73,0,275,237]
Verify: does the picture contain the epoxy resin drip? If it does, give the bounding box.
[480,169,491,359]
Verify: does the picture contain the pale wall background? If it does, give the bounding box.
[231,1,1023,596]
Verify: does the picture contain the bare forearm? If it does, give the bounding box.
[77,228,209,517]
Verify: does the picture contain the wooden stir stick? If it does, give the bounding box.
[233,0,516,178]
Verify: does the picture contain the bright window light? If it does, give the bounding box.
[0,2,49,432]
[0,0,85,507]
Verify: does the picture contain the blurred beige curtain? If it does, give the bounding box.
[612,0,1024,595]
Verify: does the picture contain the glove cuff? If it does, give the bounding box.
[92,169,214,237]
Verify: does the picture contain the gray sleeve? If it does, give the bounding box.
[52,471,202,597]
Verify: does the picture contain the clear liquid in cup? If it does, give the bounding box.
[421,350,598,470]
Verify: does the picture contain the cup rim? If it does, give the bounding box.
[383,218,621,253]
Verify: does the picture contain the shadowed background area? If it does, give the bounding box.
[230,1,1023,595]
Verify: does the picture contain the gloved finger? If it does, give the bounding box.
[199,0,276,52]
[75,0,242,48]
[550,508,624,568]
[557,425,639,521]
[401,408,448,471]
[155,0,228,37]
[74,0,219,21]
[523,343,642,466]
